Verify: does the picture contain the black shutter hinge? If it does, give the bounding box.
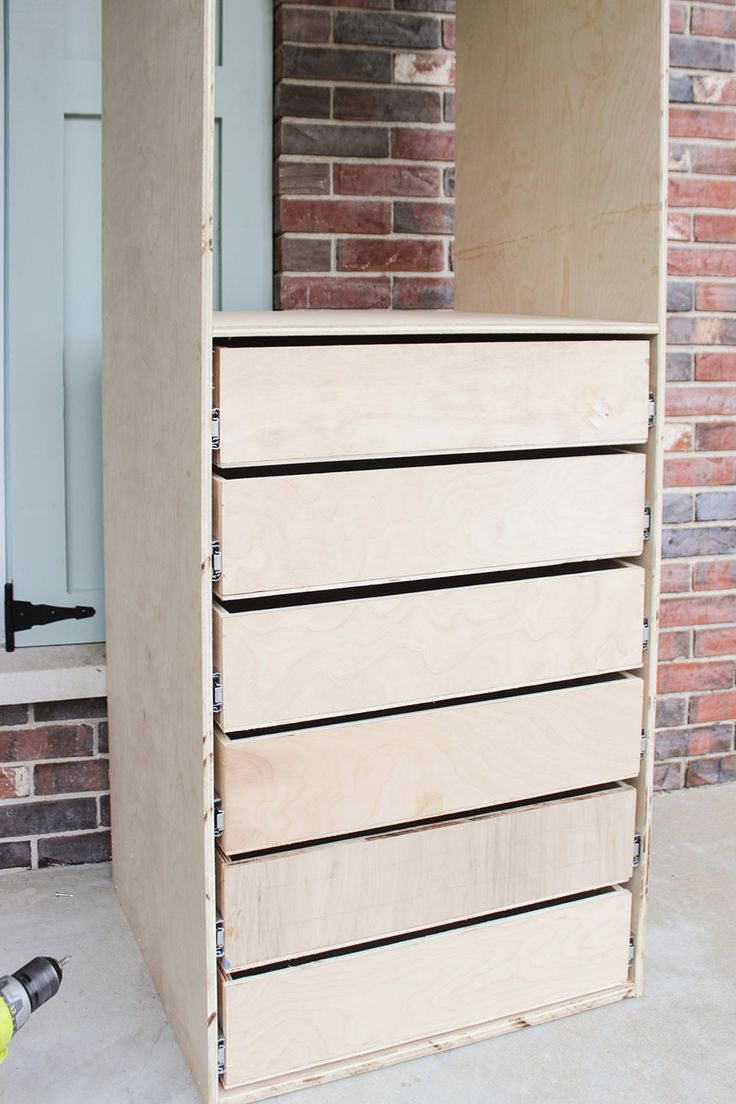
[4,582,95,653]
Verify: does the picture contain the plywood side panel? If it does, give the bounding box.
[219,889,632,1089]
[214,340,650,466]
[455,0,665,324]
[215,676,644,854]
[101,2,215,1099]
[213,452,646,598]
[218,785,635,970]
[213,564,645,731]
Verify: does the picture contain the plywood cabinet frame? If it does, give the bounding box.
[101,2,667,1101]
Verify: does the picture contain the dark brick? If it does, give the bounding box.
[334,11,440,48]
[275,83,331,120]
[279,45,391,84]
[670,37,735,73]
[653,761,683,791]
[277,122,389,158]
[0,841,32,870]
[393,277,454,309]
[0,704,29,727]
[335,87,441,124]
[663,526,736,558]
[667,281,694,312]
[276,237,332,273]
[443,167,455,197]
[666,352,693,381]
[275,7,331,44]
[276,161,331,196]
[34,698,107,722]
[657,724,733,760]
[100,795,111,828]
[38,830,111,867]
[657,696,686,727]
[0,798,97,839]
[444,91,455,123]
[0,724,94,763]
[696,492,736,522]
[396,0,456,9]
[667,316,736,345]
[685,758,722,786]
[670,74,693,103]
[662,493,693,523]
[394,201,454,234]
[34,759,110,796]
[97,722,108,755]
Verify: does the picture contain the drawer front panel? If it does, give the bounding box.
[217,785,635,971]
[214,340,650,467]
[215,676,644,854]
[213,452,646,599]
[219,889,632,1088]
[213,564,645,731]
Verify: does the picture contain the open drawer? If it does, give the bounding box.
[213,339,650,467]
[213,562,645,732]
[218,887,633,1089]
[216,783,636,970]
[212,451,646,599]
[215,675,644,854]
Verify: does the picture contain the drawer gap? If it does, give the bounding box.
[214,444,623,480]
[216,557,624,615]
[220,671,627,741]
[221,885,625,980]
[220,781,629,863]
[214,331,653,349]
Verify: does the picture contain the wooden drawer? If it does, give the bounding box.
[217,784,635,970]
[213,451,646,599]
[213,339,650,467]
[213,563,645,732]
[215,675,643,854]
[218,887,632,1089]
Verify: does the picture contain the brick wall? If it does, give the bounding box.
[0,699,110,869]
[274,0,456,309]
[658,0,736,789]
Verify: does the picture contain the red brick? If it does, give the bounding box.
[276,162,330,197]
[278,198,390,235]
[0,766,30,799]
[275,8,331,44]
[442,17,456,49]
[696,353,736,381]
[691,145,736,175]
[657,660,734,694]
[277,275,391,310]
[0,724,94,763]
[668,211,692,241]
[669,107,736,141]
[665,386,736,418]
[669,177,736,209]
[691,6,736,35]
[689,689,736,723]
[693,561,736,590]
[658,630,691,660]
[653,761,684,791]
[34,759,109,796]
[661,594,736,628]
[394,51,455,86]
[693,76,736,107]
[695,423,736,451]
[334,87,442,123]
[661,563,691,593]
[393,277,454,309]
[391,126,455,161]
[275,237,332,273]
[667,316,736,345]
[696,214,736,243]
[338,237,444,272]
[696,283,736,311]
[670,2,688,33]
[668,247,736,276]
[394,201,454,234]
[695,627,736,657]
[656,723,734,760]
[665,456,736,486]
[334,163,441,197]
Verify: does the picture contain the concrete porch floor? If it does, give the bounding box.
[0,785,734,1104]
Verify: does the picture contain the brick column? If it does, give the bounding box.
[274,0,456,309]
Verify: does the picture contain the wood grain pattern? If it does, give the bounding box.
[213,452,646,598]
[215,676,644,854]
[217,785,635,970]
[214,340,650,467]
[455,0,665,325]
[219,889,632,1089]
[101,2,217,1100]
[213,564,645,732]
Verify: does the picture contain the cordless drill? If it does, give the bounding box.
[0,957,68,1064]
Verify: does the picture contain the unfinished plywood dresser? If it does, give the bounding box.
[101,2,666,1101]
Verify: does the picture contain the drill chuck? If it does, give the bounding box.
[0,957,66,1064]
